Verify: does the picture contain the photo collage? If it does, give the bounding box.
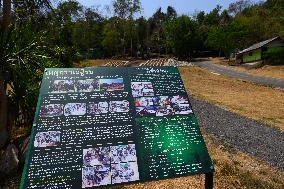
[131,81,192,116]
[49,78,124,93]
[34,131,61,147]
[131,82,154,97]
[82,144,139,188]
[40,100,130,117]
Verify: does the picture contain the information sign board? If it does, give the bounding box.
[20,67,213,188]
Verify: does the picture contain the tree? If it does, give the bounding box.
[228,0,252,16]
[148,7,166,55]
[165,15,197,59]
[0,0,53,146]
[2,0,11,27]
[102,18,120,56]
[219,10,232,25]
[48,0,83,66]
[113,0,141,56]
[72,7,104,52]
[195,11,205,25]
[203,5,222,26]
[0,23,63,145]
[135,16,148,57]
[166,6,177,21]
[207,22,248,57]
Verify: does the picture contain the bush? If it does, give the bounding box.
[263,47,284,65]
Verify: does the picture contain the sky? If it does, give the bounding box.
[77,0,261,18]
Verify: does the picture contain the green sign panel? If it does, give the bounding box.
[20,67,213,188]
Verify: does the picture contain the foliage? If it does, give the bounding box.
[165,16,198,58]
[102,18,121,56]
[207,22,248,57]
[263,48,284,65]
[0,23,63,128]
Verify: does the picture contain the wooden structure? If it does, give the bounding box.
[238,36,284,63]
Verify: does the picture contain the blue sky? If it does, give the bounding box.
[77,0,261,17]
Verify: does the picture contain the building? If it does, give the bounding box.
[238,37,284,63]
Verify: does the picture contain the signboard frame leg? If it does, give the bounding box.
[205,172,214,189]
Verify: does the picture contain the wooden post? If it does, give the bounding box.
[205,172,213,189]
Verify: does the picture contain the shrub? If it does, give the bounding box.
[263,47,284,65]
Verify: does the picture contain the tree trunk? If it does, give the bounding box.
[123,31,126,57]
[0,79,8,148]
[0,0,11,148]
[130,38,133,57]
[2,0,11,28]
[0,0,2,16]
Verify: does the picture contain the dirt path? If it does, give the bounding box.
[190,96,284,171]
[191,60,284,90]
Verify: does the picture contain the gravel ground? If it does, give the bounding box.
[189,96,284,171]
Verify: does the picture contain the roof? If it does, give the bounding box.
[238,36,280,54]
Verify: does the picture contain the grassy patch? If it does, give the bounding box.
[238,171,274,189]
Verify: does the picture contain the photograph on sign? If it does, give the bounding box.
[99,78,124,91]
[49,80,75,93]
[110,144,137,163]
[136,106,156,116]
[111,162,140,184]
[134,96,192,116]
[82,165,111,188]
[64,103,87,116]
[87,102,109,114]
[134,97,159,107]
[40,104,64,117]
[171,95,189,104]
[34,131,60,147]
[109,100,130,113]
[83,147,111,166]
[173,103,193,115]
[131,82,154,97]
[75,79,100,92]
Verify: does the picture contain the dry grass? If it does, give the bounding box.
[231,65,284,80]
[211,57,231,66]
[179,66,284,132]
[73,59,112,67]
[211,57,284,80]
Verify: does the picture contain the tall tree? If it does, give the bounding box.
[148,7,166,55]
[102,18,120,56]
[113,0,141,56]
[166,6,177,21]
[2,0,11,27]
[165,15,197,59]
[228,0,252,16]
[135,16,148,57]
[207,21,248,57]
